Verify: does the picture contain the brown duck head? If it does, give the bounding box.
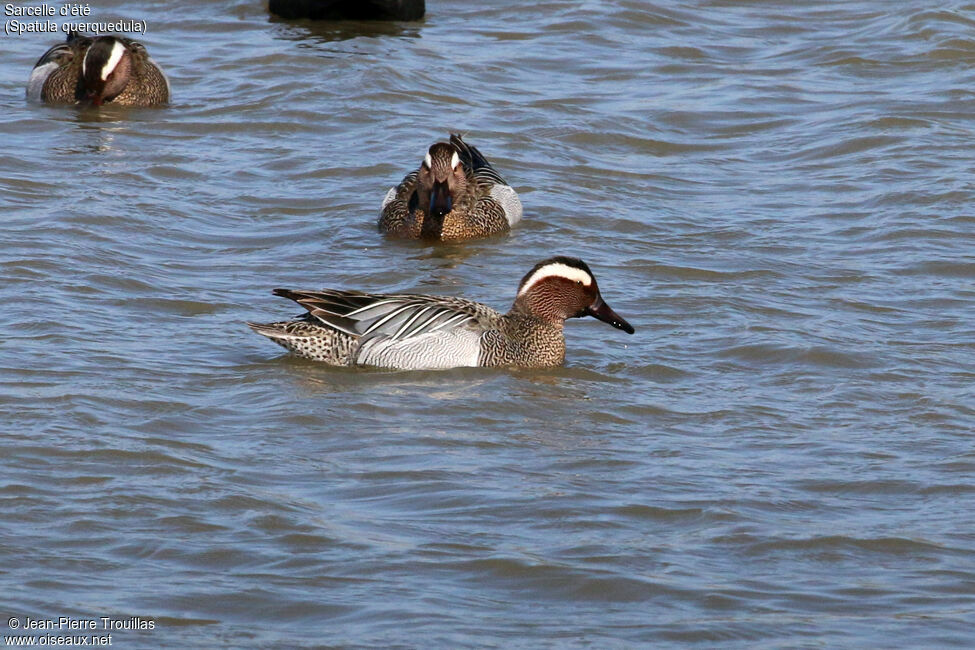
[79,36,132,106]
[512,256,635,333]
[415,141,469,221]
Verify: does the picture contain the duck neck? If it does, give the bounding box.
[509,294,566,330]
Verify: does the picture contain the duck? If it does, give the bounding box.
[379,133,523,242]
[269,0,424,20]
[27,31,170,107]
[249,256,634,369]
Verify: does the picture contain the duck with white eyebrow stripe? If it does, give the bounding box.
[85,38,126,82]
[379,133,523,242]
[27,31,170,107]
[517,262,595,296]
[249,256,634,370]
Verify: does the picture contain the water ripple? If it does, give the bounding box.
[1,0,973,647]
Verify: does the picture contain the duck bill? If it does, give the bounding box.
[84,88,104,106]
[428,180,453,218]
[587,296,635,334]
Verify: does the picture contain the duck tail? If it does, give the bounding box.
[247,321,292,340]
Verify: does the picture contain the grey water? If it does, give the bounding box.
[1,0,973,647]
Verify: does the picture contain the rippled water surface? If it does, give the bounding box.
[2,0,974,647]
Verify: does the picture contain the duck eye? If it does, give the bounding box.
[576,280,583,286]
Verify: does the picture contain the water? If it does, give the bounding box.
[1,0,973,647]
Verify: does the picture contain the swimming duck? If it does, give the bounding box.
[27,31,170,106]
[269,0,424,20]
[249,256,633,369]
[379,134,523,242]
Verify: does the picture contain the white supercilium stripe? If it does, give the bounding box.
[517,263,593,296]
[100,41,126,81]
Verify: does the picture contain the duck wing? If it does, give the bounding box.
[450,133,509,187]
[272,288,485,342]
[33,31,89,69]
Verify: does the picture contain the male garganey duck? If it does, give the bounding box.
[249,257,634,369]
[28,31,170,106]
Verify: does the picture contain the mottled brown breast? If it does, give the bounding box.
[479,314,566,368]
